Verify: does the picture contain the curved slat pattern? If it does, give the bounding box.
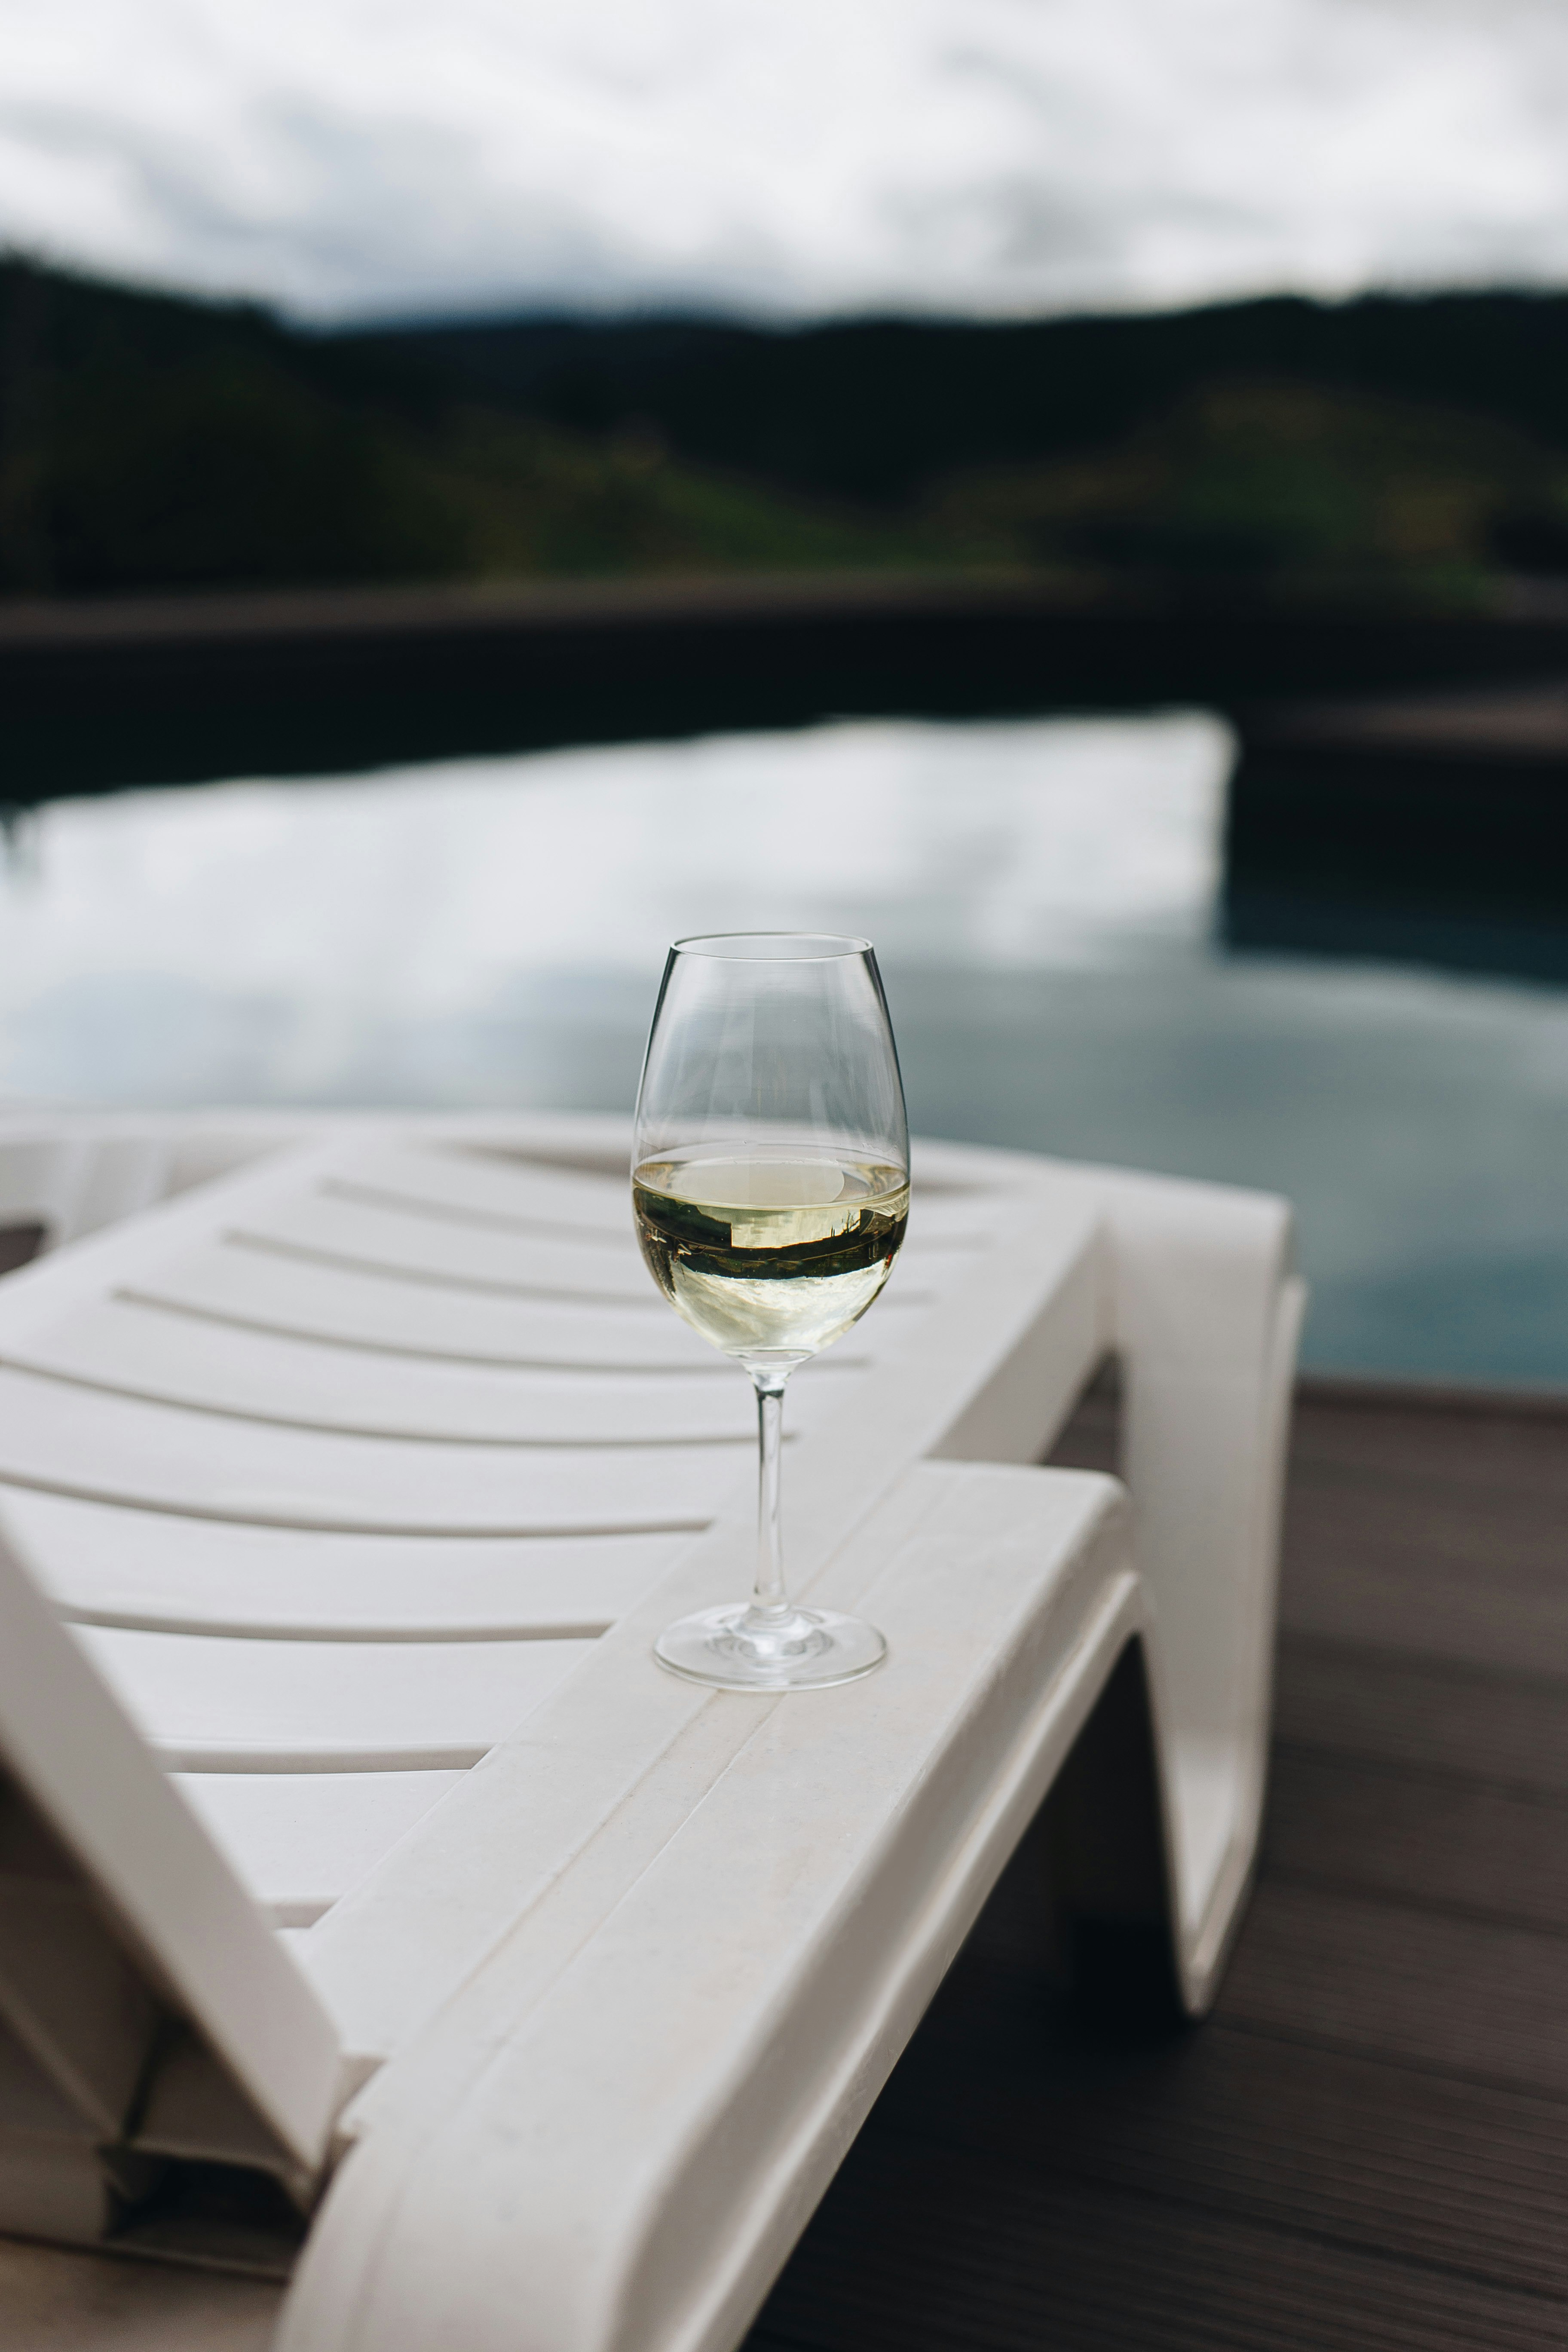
[230,1194,662,1305]
[0,1369,742,1534]
[0,1126,1016,1968]
[79,1625,594,1770]
[125,1243,906,1372]
[1,1300,800,1445]
[1,1490,682,1638]
[344,1147,635,1237]
[127,1245,776,1371]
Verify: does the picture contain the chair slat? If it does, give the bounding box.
[336,1145,634,1235]
[232,1191,659,1303]
[1,1490,681,1638]
[79,1626,594,1771]
[0,1369,742,1534]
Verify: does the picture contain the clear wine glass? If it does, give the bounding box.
[632,932,910,1690]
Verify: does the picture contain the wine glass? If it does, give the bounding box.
[632,933,910,1690]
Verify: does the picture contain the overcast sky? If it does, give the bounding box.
[3,0,1568,325]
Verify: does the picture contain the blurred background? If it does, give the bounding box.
[5,0,1568,1382]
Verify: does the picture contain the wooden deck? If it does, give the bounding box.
[745,1372,1568,2352]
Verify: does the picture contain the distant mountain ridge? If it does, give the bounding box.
[5,258,1568,598]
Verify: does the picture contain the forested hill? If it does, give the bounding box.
[6,255,1568,598]
[349,292,1568,508]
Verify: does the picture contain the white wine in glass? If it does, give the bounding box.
[632,933,909,1690]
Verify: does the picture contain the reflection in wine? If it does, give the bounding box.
[634,1152,909,1364]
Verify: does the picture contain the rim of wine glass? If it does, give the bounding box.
[671,931,874,962]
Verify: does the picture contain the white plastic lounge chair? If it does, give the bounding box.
[0,1114,1302,2352]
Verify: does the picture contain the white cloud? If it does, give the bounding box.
[2,0,1568,320]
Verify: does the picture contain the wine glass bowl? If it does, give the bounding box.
[632,933,909,1690]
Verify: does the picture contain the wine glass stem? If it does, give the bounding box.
[750,1371,790,1625]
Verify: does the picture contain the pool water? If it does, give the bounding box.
[4,710,1567,1386]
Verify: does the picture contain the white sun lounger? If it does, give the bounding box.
[0,1114,1302,2352]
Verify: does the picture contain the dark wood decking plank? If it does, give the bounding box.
[867,1948,1568,2298]
[1275,1637,1568,1796]
[1280,1387,1568,1672]
[750,2137,1565,2352]
[1263,1747,1568,1930]
[1217,1880,1568,2096]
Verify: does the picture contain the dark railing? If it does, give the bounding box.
[6,571,1568,801]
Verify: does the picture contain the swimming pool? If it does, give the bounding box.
[4,710,1566,1384]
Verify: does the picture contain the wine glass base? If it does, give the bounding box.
[655,1603,887,1691]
